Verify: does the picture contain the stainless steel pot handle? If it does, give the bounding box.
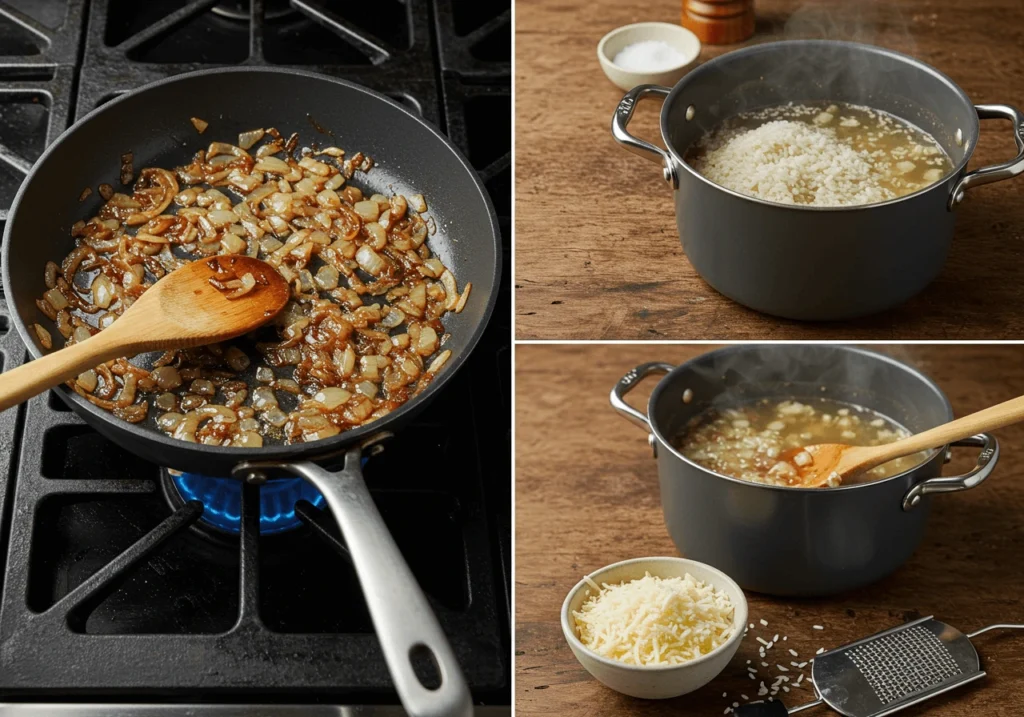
[949,104,1024,210]
[610,362,675,431]
[611,84,678,189]
[234,445,473,717]
[902,433,999,511]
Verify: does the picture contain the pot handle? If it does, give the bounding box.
[610,362,675,431]
[234,445,473,717]
[949,104,1024,210]
[902,433,998,511]
[611,85,678,189]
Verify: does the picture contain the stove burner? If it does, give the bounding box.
[212,0,296,21]
[167,469,324,534]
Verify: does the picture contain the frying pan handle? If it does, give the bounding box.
[610,362,675,432]
[611,85,678,189]
[236,447,473,717]
[902,433,998,511]
[949,104,1024,210]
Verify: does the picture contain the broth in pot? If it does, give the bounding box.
[674,397,928,487]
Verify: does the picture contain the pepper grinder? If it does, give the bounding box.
[681,0,755,45]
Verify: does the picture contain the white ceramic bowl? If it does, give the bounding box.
[597,22,701,91]
[560,556,747,699]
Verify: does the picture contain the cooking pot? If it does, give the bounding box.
[610,345,998,596]
[611,40,1024,320]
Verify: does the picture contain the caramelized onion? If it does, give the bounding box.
[38,129,465,446]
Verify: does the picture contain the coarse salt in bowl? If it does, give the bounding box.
[560,556,747,699]
[598,23,701,90]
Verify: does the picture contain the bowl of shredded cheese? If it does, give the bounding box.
[560,556,747,699]
[598,23,701,90]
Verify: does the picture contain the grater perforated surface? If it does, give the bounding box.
[846,624,963,704]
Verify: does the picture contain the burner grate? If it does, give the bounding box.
[75,0,442,124]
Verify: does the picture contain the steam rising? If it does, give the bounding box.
[660,346,948,437]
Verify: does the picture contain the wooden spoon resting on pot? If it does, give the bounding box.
[0,255,289,413]
[788,393,1024,488]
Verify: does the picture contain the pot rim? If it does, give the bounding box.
[647,344,954,493]
[660,39,980,213]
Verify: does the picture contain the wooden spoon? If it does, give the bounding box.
[789,394,1024,487]
[0,255,289,413]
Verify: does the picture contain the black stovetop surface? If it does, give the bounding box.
[0,0,509,707]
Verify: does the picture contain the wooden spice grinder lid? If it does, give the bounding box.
[681,0,755,45]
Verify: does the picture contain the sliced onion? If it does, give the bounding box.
[239,417,261,432]
[380,306,405,328]
[353,200,380,221]
[44,287,69,310]
[298,157,331,176]
[190,117,208,134]
[208,142,248,159]
[252,386,279,410]
[221,234,247,255]
[255,156,290,174]
[355,380,378,399]
[190,379,215,396]
[313,387,351,409]
[294,177,317,195]
[235,431,263,447]
[207,209,239,226]
[155,392,178,411]
[224,346,250,372]
[314,265,339,290]
[195,404,238,423]
[416,326,439,356]
[159,412,186,430]
[426,349,452,375]
[224,272,256,299]
[262,407,289,427]
[44,261,59,289]
[455,282,472,313]
[92,274,116,309]
[440,270,458,310]
[77,370,98,393]
[238,129,265,150]
[152,366,182,390]
[389,194,407,221]
[364,221,387,250]
[356,245,386,276]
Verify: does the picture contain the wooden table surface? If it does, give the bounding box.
[515,344,1024,715]
[515,0,1024,340]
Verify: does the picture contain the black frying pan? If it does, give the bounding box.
[2,67,500,717]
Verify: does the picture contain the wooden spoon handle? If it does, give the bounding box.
[0,329,127,413]
[869,393,1024,464]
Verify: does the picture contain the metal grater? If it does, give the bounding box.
[734,618,1024,717]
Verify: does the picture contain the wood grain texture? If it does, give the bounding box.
[516,344,1024,715]
[0,256,288,412]
[515,0,1024,339]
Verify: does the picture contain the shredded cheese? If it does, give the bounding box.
[572,572,735,666]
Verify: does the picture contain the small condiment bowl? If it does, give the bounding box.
[560,556,747,699]
[597,22,701,90]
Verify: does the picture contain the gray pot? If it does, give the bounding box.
[611,40,1024,321]
[610,345,998,596]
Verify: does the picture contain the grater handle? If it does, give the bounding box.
[968,623,1024,638]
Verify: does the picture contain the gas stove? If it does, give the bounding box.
[0,0,510,713]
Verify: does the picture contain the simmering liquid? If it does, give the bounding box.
[687,101,954,207]
[674,398,927,487]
